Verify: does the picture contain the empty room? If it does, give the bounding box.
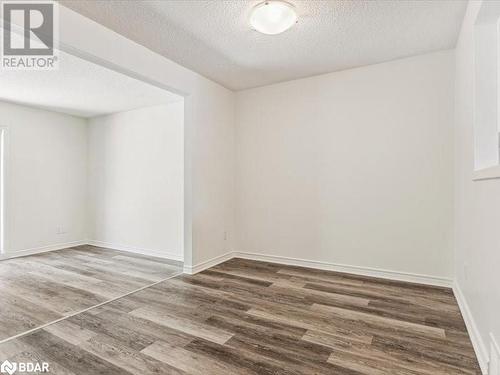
[0,0,498,374]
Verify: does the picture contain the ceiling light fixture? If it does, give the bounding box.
[250,1,297,35]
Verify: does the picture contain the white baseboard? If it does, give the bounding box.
[183,251,233,275]
[185,250,452,287]
[87,240,183,262]
[453,281,489,374]
[234,251,453,287]
[0,240,87,260]
[0,239,183,263]
[489,333,500,375]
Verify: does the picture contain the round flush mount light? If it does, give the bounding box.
[250,1,297,35]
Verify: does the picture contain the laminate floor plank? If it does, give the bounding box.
[204,312,308,341]
[129,306,234,345]
[0,257,480,374]
[142,340,241,375]
[183,338,303,375]
[20,330,131,375]
[43,319,98,346]
[67,310,159,351]
[79,333,188,375]
[92,307,195,347]
[0,290,61,337]
[0,245,182,341]
[310,303,446,339]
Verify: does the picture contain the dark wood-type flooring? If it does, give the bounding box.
[0,257,480,374]
[0,245,182,341]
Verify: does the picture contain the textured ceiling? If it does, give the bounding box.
[0,40,182,118]
[60,0,467,91]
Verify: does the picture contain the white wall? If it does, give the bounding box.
[235,50,455,281]
[0,101,87,255]
[454,0,500,371]
[88,103,184,260]
[47,5,236,270]
[0,100,185,261]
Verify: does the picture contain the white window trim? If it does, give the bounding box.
[473,2,500,181]
[473,165,500,181]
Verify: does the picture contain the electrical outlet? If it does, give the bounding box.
[223,231,228,241]
[490,333,500,375]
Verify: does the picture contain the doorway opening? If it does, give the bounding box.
[0,47,185,342]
